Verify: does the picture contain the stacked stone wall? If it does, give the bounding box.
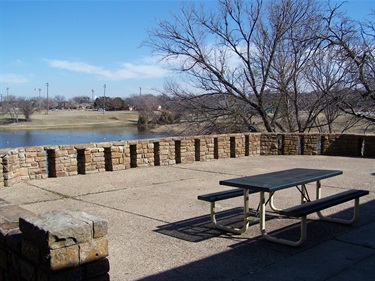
[109,143,126,171]
[321,134,363,156]
[45,146,78,177]
[76,144,106,174]
[303,134,320,155]
[201,136,215,161]
[0,133,374,188]
[260,134,279,155]
[282,134,300,155]
[158,139,176,166]
[249,133,261,155]
[178,137,195,164]
[130,140,155,167]
[2,147,47,186]
[0,199,109,280]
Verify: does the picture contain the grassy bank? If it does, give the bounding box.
[0,110,139,130]
[1,109,373,134]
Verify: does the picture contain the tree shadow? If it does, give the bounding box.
[0,118,28,125]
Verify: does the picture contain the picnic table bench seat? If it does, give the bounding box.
[279,189,369,218]
[198,189,257,202]
[198,189,259,234]
[266,189,370,247]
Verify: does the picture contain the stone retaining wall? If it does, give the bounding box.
[1,133,374,188]
[0,199,109,280]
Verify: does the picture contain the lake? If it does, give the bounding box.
[0,127,168,149]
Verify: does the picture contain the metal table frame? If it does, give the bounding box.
[219,168,345,246]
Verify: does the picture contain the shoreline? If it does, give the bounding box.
[0,110,139,131]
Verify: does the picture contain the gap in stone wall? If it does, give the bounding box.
[175,140,181,164]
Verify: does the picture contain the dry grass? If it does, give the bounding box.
[0,109,373,135]
[0,110,139,130]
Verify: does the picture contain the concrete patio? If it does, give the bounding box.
[0,155,374,280]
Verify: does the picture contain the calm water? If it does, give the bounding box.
[0,127,168,149]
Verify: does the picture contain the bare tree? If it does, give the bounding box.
[320,3,375,123]
[2,95,21,122]
[54,95,66,109]
[145,0,375,134]
[145,0,334,133]
[1,95,38,122]
[126,94,162,129]
[19,97,38,121]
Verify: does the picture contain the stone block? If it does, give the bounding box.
[21,238,40,264]
[37,266,83,281]
[0,220,19,244]
[84,258,110,279]
[79,237,108,264]
[5,229,22,252]
[20,211,92,250]
[65,211,108,238]
[46,245,80,271]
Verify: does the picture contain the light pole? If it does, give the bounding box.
[91,89,94,109]
[45,83,49,115]
[38,88,41,112]
[103,84,106,114]
[6,87,9,96]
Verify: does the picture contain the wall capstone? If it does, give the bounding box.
[0,201,109,280]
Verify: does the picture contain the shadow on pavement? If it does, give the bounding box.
[145,200,375,281]
[155,207,277,242]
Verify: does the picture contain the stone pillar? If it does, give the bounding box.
[159,138,176,166]
[282,134,300,155]
[45,146,78,177]
[20,211,109,280]
[303,134,320,155]
[132,140,155,167]
[0,201,110,280]
[260,134,279,155]
[203,136,215,161]
[110,142,126,171]
[180,137,195,163]
[249,133,261,155]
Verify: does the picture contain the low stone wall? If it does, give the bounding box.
[0,199,109,280]
[0,133,374,188]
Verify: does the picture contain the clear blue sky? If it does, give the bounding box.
[0,0,374,100]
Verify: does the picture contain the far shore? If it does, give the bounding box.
[0,110,140,131]
[0,109,181,136]
[1,109,373,135]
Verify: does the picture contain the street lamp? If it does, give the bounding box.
[38,88,42,112]
[103,84,106,114]
[45,83,49,115]
[6,87,9,96]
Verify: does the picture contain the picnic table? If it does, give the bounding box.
[199,168,369,247]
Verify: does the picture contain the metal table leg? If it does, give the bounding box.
[211,188,251,234]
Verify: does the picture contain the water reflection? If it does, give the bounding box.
[0,127,167,149]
